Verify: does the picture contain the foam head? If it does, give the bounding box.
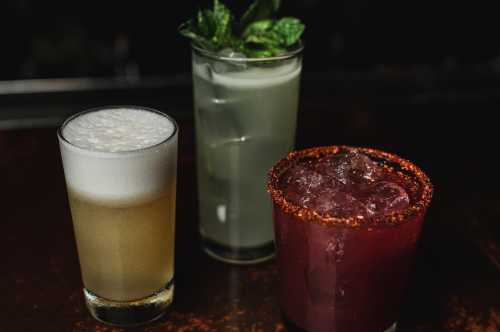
[58,107,178,205]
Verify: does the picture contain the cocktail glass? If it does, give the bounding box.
[267,146,433,332]
[192,43,303,264]
[58,106,178,326]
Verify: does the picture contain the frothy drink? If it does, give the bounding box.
[268,146,432,332]
[58,107,178,325]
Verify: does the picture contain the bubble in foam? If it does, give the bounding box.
[62,108,175,152]
[59,107,178,204]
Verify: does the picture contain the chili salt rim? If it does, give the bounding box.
[267,145,433,228]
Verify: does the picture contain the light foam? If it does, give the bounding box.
[59,108,178,205]
[62,108,175,152]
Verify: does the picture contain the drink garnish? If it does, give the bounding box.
[179,0,305,57]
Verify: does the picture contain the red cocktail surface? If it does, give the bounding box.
[267,146,432,332]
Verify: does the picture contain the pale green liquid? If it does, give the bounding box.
[193,59,301,248]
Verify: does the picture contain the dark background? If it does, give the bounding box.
[2,0,500,79]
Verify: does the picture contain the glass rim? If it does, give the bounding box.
[190,40,304,63]
[267,145,433,228]
[57,105,179,156]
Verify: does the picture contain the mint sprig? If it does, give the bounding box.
[179,0,234,51]
[179,0,304,58]
[239,0,281,32]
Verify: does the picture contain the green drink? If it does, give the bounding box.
[192,46,303,263]
[180,0,305,263]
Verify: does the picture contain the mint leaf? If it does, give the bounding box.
[245,33,281,47]
[241,19,274,38]
[272,17,305,46]
[239,0,281,32]
[212,0,233,44]
[179,0,304,58]
[178,21,197,39]
[240,18,303,56]
[197,10,216,39]
[242,20,282,49]
[179,19,216,51]
[179,1,234,51]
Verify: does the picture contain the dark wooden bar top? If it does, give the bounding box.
[3,82,500,331]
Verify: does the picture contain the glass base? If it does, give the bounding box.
[201,237,274,265]
[84,280,174,326]
[282,314,397,332]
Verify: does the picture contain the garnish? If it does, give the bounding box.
[179,0,304,58]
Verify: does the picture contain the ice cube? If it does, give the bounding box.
[217,48,247,59]
[213,48,247,73]
[314,152,382,186]
[347,152,382,182]
[193,61,214,81]
[280,165,329,208]
[310,187,371,218]
[195,94,244,142]
[365,181,410,215]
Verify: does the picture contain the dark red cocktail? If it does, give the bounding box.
[267,146,432,332]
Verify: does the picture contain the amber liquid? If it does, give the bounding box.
[68,188,176,302]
